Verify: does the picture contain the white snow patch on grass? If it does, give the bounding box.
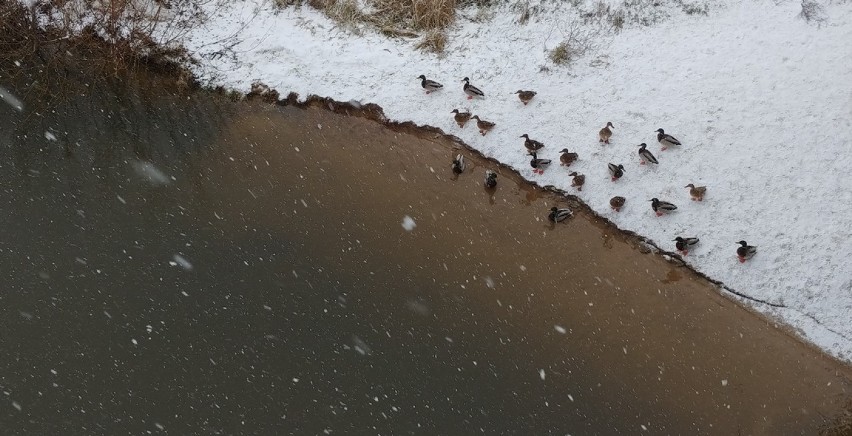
[180,0,852,362]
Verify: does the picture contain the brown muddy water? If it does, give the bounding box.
[0,74,850,435]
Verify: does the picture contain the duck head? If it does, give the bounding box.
[737,240,748,246]
[462,77,470,83]
[451,109,459,114]
[417,75,426,80]
[559,148,570,153]
[520,134,529,139]
[472,115,480,120]
[655,128,665,134]
[649,198,659,202]
[638,143,647,149]
[685,183,695,188]
[606,121,614,128]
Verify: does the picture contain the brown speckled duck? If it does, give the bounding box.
[471,115,495,136]
[515,90,537,105]
[569,171,585,191]
[685,183,706,201]
[599,122,614,144]
[450,109,472,128]
[559,148,578,167]
[520,134,544,152]
[610,196,626,212]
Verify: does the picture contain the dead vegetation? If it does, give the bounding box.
[548,19,602,66]
[798,0,827,24]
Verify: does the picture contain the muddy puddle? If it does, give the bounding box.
[0,76,849,434]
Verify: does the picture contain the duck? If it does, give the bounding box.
[608,163,625,182]
[515,90,537,105]
[520,134,545,152]
[484,170,497,188]
[656,128,681,151]
[569,172,585,191]
[638,143,658,165]
[471,115,495,136]
[462,77,485,100]
[529,152,552,175]
[650,198,677,216]
[685,183,706,201]
[416,75,443,94]
[599,122,614,144]
[610,196,626,212]
[452,154,465,174]
[559,149,579,167]
[450,109,472,128]
[549,206,572,223]
[736,240,757,263]
[673,236,700,255]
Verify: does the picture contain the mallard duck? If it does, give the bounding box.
[450,109,472,128]
[548,206,572,223]
[685,183,706,201]
[599,122,614,144]
[471,115,495,136]
[417,75,443,94]
[610,196,626,212]
[638,143,658,165]
[515,90,537,105]
[650,198,677,216]
[736,240,757,263]
[608,163,625,181]
[529,152,552,175]
[656,128,681,151]
[462,77,485,100]
[559,148,579,166]
[673,236,699,255]
[519,134,544,152]
[569,172,585,191]
[452,154,465,174]
[484,170,497,188]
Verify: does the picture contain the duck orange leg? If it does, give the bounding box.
[467,95,473,100]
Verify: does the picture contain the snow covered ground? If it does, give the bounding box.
[178,0,852,362]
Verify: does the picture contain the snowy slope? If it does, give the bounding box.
[179,0,852,362]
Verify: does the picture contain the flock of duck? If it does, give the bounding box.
[419,74,758,263]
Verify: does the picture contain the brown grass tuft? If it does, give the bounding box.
[368,0,456,31]
[415,29,447,53]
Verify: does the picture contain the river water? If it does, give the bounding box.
[0,72,849,435]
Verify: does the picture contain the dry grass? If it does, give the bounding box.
[799,0,827,23]
[368,0,457,31]
[415,29,447,53]
[548,19,600,66]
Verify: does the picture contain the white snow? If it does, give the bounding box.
[44,131,57,141]
[171,254,194,271]
[130,160,171,186]
[401,215,417,231]
[179,0,852,362]
[0,86,24,111]
[554,325,567,334]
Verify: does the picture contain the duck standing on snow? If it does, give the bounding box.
[638,143,658,165]
[416,75,443,94]
[656,128,682,151]
[515,90,537,105]
[674,236,700,255]
[549,206,572,223]
[520,134,545,153]
[450,109,472,128]
[736,240,757,263]
[462,77,485,100]
[529,152,552,175]
[559,149,579,167]
[599,122,614,144]
[650,198,677,216]
[452,154,465,174]
[471,115,495,136]
[608,163,625,181]
[685,183,707,201]
[569,172,585,191]
[484,170,497,188]
[610,196,626,212]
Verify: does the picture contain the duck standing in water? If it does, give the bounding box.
[548,206,572,223]
[416,75,443,94]
[610,196,626,212]
[656,128,681,151]
[736,240,757,263]
[569,172,585,191]
[599,122,614,144]
[638,143,658,165]
[529,152,552,175]
[520,134,545,153]
[608,163,625,181]
[462,77,485,100]
[450,109,472,128]
[673,236,700,255]
[484,170,497,188]
[650,198,677,216]
[471,115,495,136]
[685,183,707,201]
[559,149,578,167]
[515,90,537,105]
[452,154,465,174]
